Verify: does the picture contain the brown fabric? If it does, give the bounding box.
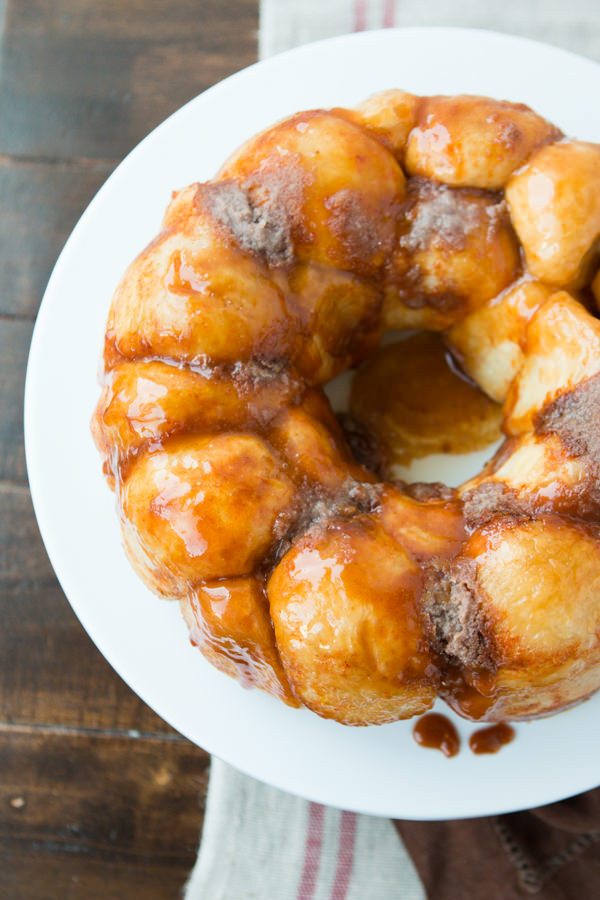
[394,788,600,899]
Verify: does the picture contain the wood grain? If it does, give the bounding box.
[0,481,182,735]
[0,319,31,484]
[0,725,209,900]
[1,0,260,895]
[0,0,258,159]
[0,159,115,318]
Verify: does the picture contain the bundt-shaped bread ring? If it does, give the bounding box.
[92,90,600,727]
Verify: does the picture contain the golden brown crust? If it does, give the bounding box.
[119,433,297,588]
[428,517,600,721]
[447,278,554,403]
[504,291,600,434]
[92,90,600,724]
[382,181,521,331]
[335,89,419,159]
[218,110,406,276]
[404,95,561,190]
[180,578,299,706]
[267,515,435,725]
[506,140,600,285]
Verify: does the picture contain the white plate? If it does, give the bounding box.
[25,27,600,820]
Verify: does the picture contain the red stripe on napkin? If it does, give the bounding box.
[297,803,325,899]
[383,0,396,27]
[330,811,358,899]
[353,0,367,31]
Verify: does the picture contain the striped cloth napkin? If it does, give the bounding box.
[184,758,424,899]
[184,3,600,898]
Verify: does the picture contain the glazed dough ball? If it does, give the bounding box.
[217,110,405,276]
[383,183,521,331]
[432,516,600,721]
[506,140,600,285]
[267,389,372,493]
[337,89,419,157]
[92,360,300,472]
[268,516,435,725]
[405,94,560,189]
[120,433,296,594]
[460,432,599,524]
[376,486,465,563]
[447,279,554,403]
[272,261,382,384]
[505,291,600,434]
[105,211,294,368]
[180,577,298,705]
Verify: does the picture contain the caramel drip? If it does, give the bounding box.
[439,665,499,721]
[412,712,461,757]
[412,713,515,758]
[469,723,515,754]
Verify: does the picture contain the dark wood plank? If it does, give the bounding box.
[0,1,259,892]
[0,483,178,734]
[0,319,31,484]
[0,725,209,900]
[0,159,115,318]
[0,306,177,735]
[0,0,258,160]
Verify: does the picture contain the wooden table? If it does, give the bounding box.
[0,2,258,896]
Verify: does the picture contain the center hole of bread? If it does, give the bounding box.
[326,331,504,489]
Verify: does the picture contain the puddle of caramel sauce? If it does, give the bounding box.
[412,712,515,758]
[412,712,461,758]
[349,333,503,476]
[469,723,515,755]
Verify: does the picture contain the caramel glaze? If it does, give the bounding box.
[469,723,515,755]
[92,93,600,730]
[349,333,503,476]
[438,664,499,721]
[412,713,461,757]
[412,714,515,757]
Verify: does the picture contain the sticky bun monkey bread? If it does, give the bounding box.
[92,90,600,727]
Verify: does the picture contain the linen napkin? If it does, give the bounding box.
[185,2,600,898]
[184,758,425,899]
